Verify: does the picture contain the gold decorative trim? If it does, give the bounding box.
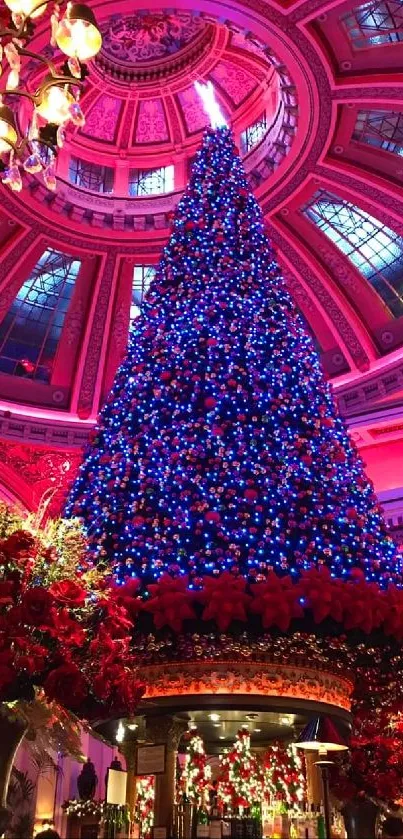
[141,661,353,711]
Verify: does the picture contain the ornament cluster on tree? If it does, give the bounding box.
[262,743,305,811]
[179,728,212,811]
[66,127,401,592]
[218,727,262,813]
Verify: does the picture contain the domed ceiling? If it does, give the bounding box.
[1,0,403,516]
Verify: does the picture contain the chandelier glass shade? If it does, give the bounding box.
[0,0,102,192]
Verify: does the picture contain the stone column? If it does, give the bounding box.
[119,743,137,818]
[146,716,187,837]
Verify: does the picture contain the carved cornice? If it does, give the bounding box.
[139,661,353,712]
[93,26,215,85]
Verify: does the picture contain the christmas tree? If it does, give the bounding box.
[66,120,401,590]
[218,727,262,814]
[179,729,211,811]
[136,776,155,839]
[262,743,305,811]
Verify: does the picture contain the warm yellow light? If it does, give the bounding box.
[56,4,102,61]
[0,105,18,152]
[36,84,73,125]
[4,0,46,17]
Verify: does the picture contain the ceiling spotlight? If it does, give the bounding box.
[254,728,262,733]
[280,715,291,726]
[209,713,220,722]
[213,723,221,728]
[245,713,258,721]
[219,735,225,740]
[127,723,138,731]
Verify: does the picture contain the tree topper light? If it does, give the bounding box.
[194,81,227,128]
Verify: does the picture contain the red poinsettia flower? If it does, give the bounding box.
[198,572,251,631]
[21,587,54,627]
[250,574,303,631]
[143,573,197,633]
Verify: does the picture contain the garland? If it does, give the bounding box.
[127,568,403,641]
[63,799,104,818]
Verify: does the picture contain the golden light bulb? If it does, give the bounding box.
[4,0,46,17]
[0,105,18,152]
[36,84,73,125]
[56,4,102,61]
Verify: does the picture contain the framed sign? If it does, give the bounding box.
[106,768,127,805]
[136,744,166,775]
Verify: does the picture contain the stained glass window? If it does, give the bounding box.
[69,157,114,193]
[303,189,403,317]
[341,0,403,48]
[130,265,157,321]
[353,109,403,156]
[128,166,174,197]
[241,114,267,154]
[0,249,81,382]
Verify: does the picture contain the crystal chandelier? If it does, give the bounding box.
[0,0,102,192]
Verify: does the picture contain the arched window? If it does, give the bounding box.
[341,0,403,47]
[69,157,114,194]
[128,166,174,197]
[353,110,403,156]
[303,189,403,318]
[0,248,81,382]
[130,265,157,321]
[241,113,267,154]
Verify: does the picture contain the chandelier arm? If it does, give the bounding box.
[0,87,35,101]
[12,45,61,77]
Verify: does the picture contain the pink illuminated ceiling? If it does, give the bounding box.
[1,0,403,514]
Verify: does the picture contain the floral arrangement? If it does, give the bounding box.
[0,503,144,718]
[63,799,105,819]
[332,676,403,808]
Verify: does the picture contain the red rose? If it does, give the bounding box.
[0,663,14,693]
[0,580,16,605]
[53,609,86,646]
[21,587,53,626]
[44,663,88,710]
[49,580,87,607]
[1,530,37,558]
